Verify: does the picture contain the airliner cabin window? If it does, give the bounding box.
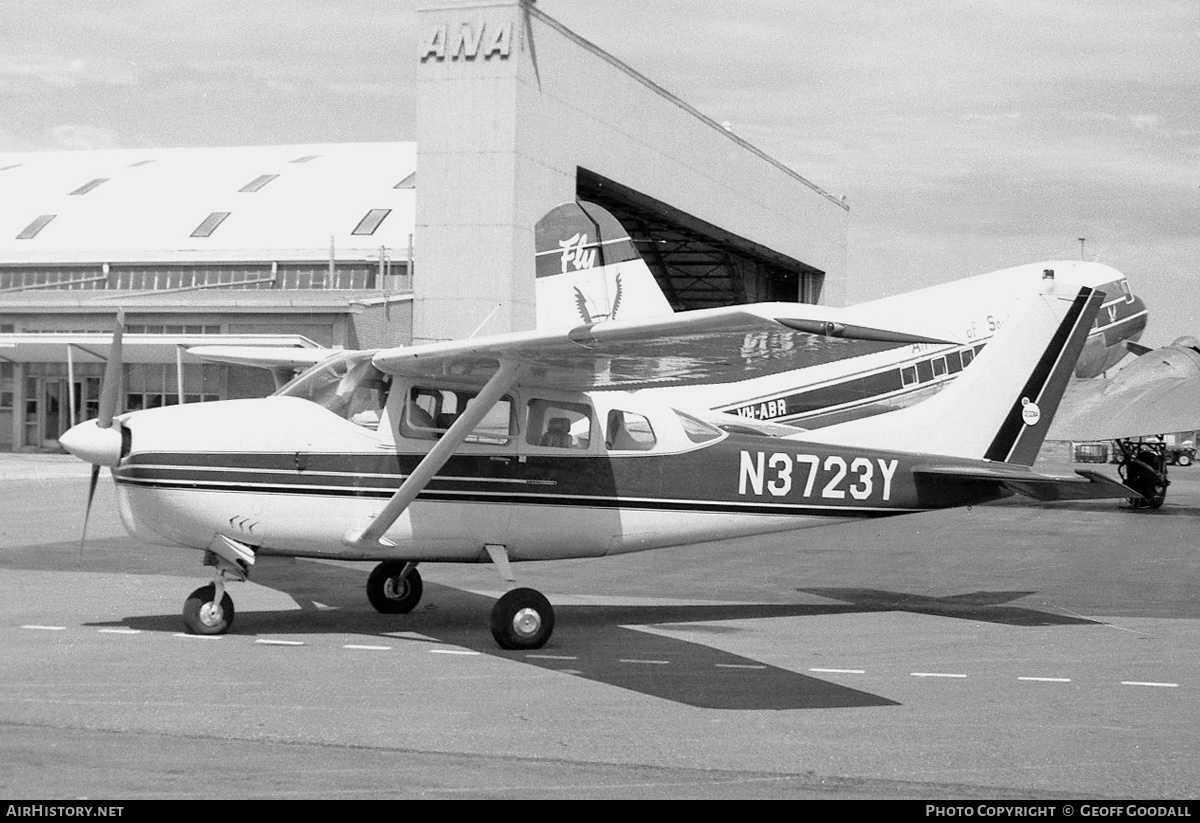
[401,386,513,444]
[527,399,592,449]
[606,410,655,451]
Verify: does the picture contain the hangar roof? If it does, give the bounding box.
[0,143,416,265]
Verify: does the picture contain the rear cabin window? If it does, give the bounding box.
[677,411,723,444]
[401,386,513,445]
[605,410,656,451]
[527,399,592,449]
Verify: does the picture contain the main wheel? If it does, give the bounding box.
[490,588,554,650]
[367,561,423,614]
[183,584,235,635]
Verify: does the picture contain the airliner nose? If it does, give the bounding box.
[59,419,124,467]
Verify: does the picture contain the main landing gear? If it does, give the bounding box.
[364,545,556,650]
[1114,438,1169,510]
[176,539,556,649]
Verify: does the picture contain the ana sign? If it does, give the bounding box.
[420,22,513,62]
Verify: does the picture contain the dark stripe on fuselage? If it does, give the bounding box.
[113,437,996,520]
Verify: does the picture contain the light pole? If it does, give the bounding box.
[1078,237,1086,260]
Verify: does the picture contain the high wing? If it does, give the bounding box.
[1048,340,1200,441]
[187,345,334,370]
[372,302,955,390]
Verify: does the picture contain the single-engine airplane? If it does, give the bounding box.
[60,277,1132,649]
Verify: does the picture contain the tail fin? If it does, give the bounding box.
[535,201,673,330]
[803,283,1103,465]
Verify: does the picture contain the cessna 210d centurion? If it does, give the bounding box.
[59,278,1132,650]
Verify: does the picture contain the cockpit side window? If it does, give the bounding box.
[400,386,514,445]
[275,354,391,429]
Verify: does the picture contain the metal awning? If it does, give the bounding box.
[0,333,325,364]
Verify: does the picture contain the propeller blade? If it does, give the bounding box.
[97,309,125,429]
[79,463,101,562]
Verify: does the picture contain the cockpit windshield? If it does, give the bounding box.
[275,352,391,429]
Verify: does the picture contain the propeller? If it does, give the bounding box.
[62,310,126,559]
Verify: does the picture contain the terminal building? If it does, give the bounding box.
[0,0,848,451]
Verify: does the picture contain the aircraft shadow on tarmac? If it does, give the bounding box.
[83,562,1100,711]
[799,588,1101,627]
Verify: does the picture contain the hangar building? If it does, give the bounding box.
[0,0,848,451]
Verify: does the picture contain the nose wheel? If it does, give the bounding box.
[183,583,235,635]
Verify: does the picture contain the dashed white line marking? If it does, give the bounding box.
[911,672,967,679]
[97,628,141,634]
[810,668,865,674]
[525,654,578,660]
[718,663,768,670]
[1019,676,1072,683]
[343,644,392,651]
[620,659,670,665]
[1121,681,1179,688]
[256,639,304,646]
[430,649,480,656]
[21,625,65,631]
[173,633,222,640]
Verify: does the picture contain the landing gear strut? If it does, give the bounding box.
[1115,438,1169,509]
[181,540,253,635]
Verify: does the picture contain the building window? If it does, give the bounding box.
[0,362,13,409]
[190,212,231,238]
[351,209,392,236]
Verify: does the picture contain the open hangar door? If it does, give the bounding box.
[577,169,825,311]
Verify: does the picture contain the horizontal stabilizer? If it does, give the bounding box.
[914,464,1135,502]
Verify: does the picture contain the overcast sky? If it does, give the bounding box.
[2,0,1196,344]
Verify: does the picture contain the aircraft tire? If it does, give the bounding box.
[182,584,235,635]
[367,561,423,614]
[491,588,554,650]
